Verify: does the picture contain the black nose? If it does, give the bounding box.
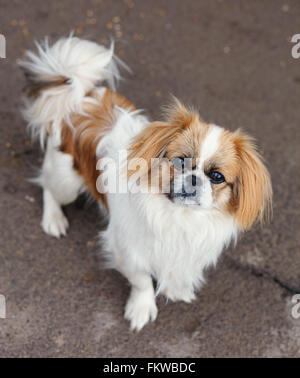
[192,175,197,186]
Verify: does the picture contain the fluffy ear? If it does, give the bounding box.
[129,121,180,163]
[233,131,272,231]
[128,98,196,172]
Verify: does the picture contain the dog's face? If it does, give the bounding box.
[164,124,232,210]
[129,99,272,230]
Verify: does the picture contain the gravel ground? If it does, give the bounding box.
[0,0,299,357]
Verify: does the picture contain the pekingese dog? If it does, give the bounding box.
[20,36,272,330]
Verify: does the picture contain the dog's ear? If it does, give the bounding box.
[232,131,272,230]
[129,121,180,161]
[128,98,196,175]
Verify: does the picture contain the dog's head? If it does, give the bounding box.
[129,99,272,230]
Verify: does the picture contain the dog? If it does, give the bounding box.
[20,36,272,331]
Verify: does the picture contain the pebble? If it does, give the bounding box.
[281,4,289,13]
[87,10,94,17]
[87,18,97,25]
[223,46,231,54]
[25,195,35,203]
[106,22,113,30]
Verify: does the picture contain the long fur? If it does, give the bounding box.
[19,35,122,147]
[20,36,272,332]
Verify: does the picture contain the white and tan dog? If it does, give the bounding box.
[20,36,272,331]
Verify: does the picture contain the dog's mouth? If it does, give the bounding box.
[169,191,197,199]
[168,179,197,202]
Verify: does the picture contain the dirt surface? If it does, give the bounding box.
[0,0,299,357]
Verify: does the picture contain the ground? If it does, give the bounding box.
[0,0,299,357]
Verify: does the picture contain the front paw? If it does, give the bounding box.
[41,209,69,238]
[163,287,196,303]
[124,288,158,331]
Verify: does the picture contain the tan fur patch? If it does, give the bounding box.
[231,130,272,230]
[204,130,240,213]
[129,99,272,230]
[60,88,136,210]
[129,99,211,183]
[205,129,272,229]
[22,68,69,98]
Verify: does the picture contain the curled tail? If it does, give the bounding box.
[19,35,123,147]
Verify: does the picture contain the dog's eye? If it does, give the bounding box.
[208,171,225,184]
[172,157,185,170]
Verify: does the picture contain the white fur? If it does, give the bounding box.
[194,125,223,209]
[98,112,238,330]
[22,37,239,331]
[20,36,121,237]
[170,125,223,208]
[37,135,85,238]
[199,125,222,164]
[42,189,70,238]
[20,35,122,148]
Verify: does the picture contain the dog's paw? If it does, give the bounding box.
[163,287,196,303]
[125,289,158,331]
[41,209,69,238]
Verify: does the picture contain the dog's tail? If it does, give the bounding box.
[19,35,123,147]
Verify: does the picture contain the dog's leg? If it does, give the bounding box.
[38,136,84,238]
[124,271,157,331]
[41,189,69,238]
